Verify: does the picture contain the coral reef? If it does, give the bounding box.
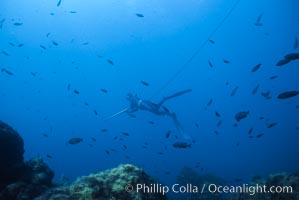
[36,164,167,200]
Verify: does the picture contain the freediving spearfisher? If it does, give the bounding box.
[106,89,192,139]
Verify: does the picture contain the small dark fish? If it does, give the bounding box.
[248,127,253,135]
[97,55,103,58]
[46,32,51,37]
[67,83,71,91]
[73,89,80,94]
[251,63,261,72]
[46,154,53,159]
[82,42,89,45]
[18,43,24,47]
[254,13,263,26]
[252,84,260,95]
[276,59,290,66]
[173,142,191,148]
[136,13,144,18]
[162,106,170,113]
[140,80,150,86]
[259,116,265,120]
[284,53,299,61]
[235,111,249,122]
[277,91,299,99]
[84,102,89,106]
[195,122,199,128]
[50,13,55,16]
[40,45,47,50]
[30,72,37,76]
[91,137,96,142]
[101,129,108,132]
[231,86,239,96]
[42,133,48,137]
[122,132,129,136]
[100,88,108,93]
[0,19,5,29]
[208,60,213,68]
[8,42,15,47]
[214,130,219,135]
[269,76,278,80]
[215,111,221,117]
[207,98,213,106]
[94,110,98,116]
[1,68,14,75]
[233,123,238,128]
[105,150,110,155]
[256,13,263,23]
[254,22,263,27]
[148,121,155,125]
[52,40,58,46]
[127,113,136,118]
[223,59,230,64]
[165,130,171,139]
[68,137,83,144]
[261,90,271,99]
[217,120,223,127]
[294,37,298,50]
[69,11,77,14]
[107,59,114,65]
[209,39,215,44]
[1,51,9,56]
[13,22,23,26]
[57,0,62,7]
[122,144,127,150]
[256,133,264,138]
[267,122,277,128]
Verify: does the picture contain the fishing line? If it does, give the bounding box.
[150,0,242,99]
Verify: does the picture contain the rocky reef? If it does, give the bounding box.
[175,167,299,200]
[0,120,167,200]
[36,164,167,200]
[1,120,299,200]
[0,120,54,200]
[0,120,26,190]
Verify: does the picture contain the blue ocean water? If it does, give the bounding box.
[0,0,298,189]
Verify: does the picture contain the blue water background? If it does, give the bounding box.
[1,0,299,185]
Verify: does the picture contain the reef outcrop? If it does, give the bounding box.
[0,121,54,200]
[0,120,26,189]
[36,164,167,200]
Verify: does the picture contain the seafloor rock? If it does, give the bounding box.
[0,157,54,200]
[0,120,54,200]
[0,120,26,190]
[228,172,299,200]
[35,164,167,200]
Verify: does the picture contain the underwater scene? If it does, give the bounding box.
[1,0,299,199]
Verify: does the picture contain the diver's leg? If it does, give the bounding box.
[169,112,191,140]
[157,89,192,108]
